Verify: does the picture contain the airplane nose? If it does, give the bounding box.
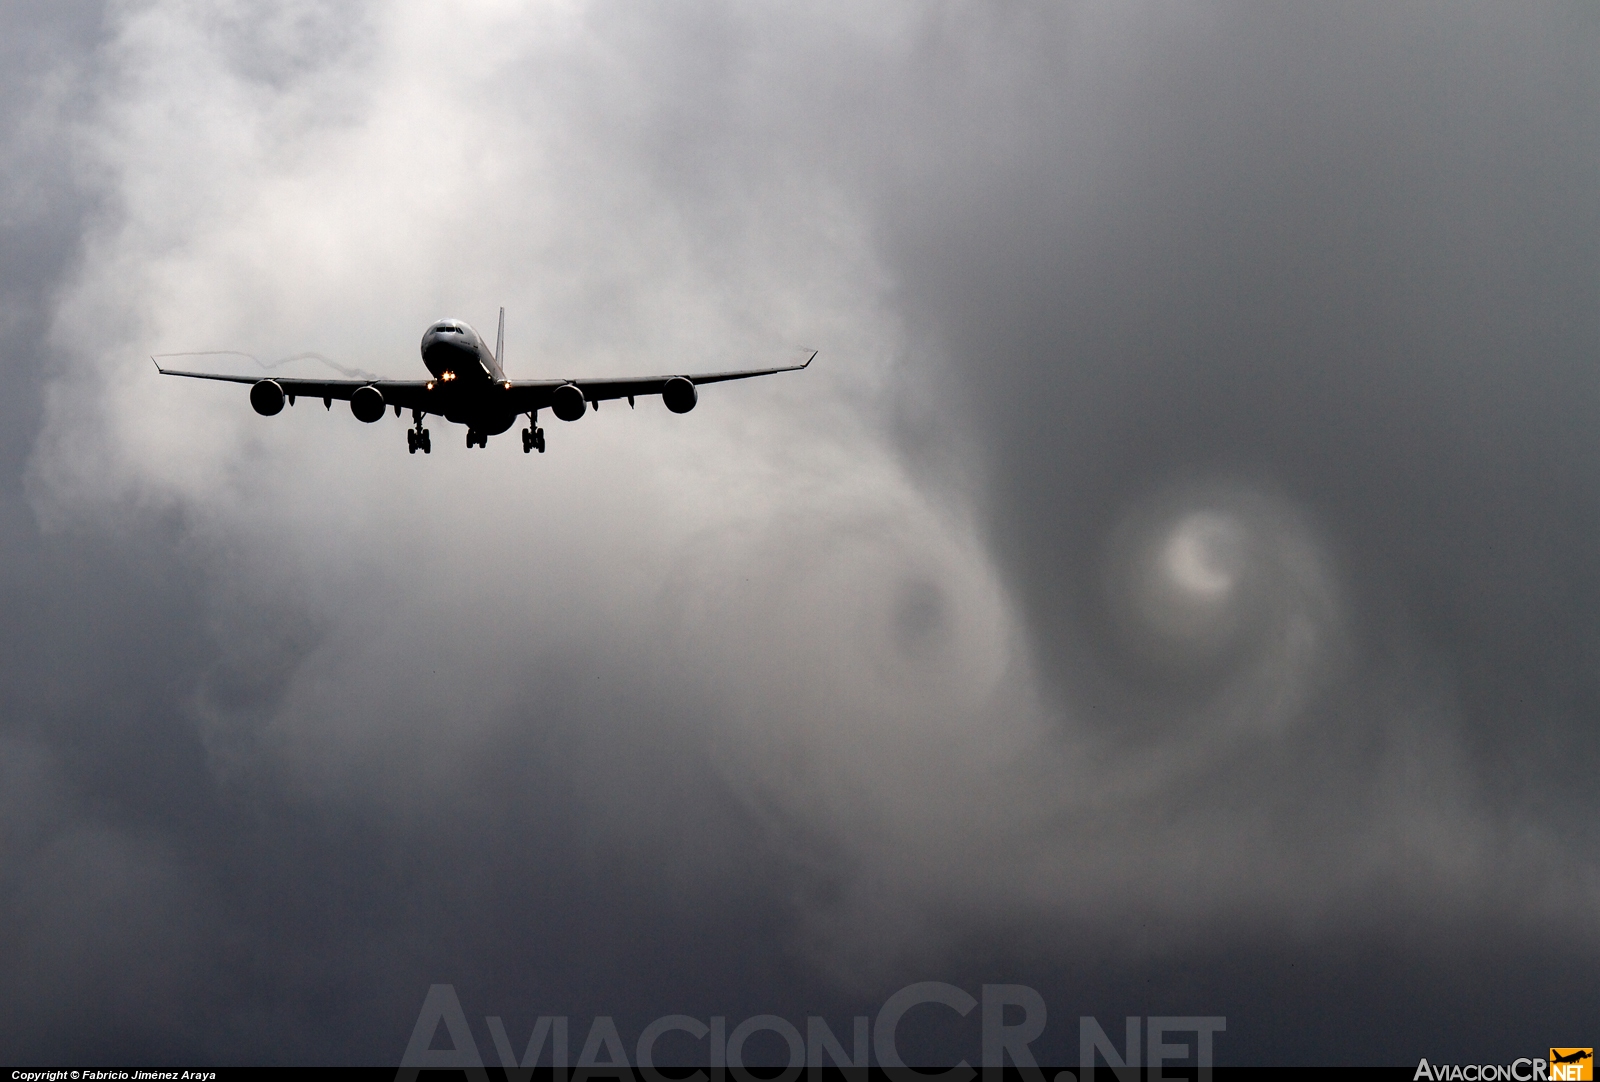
[423,337,471,371]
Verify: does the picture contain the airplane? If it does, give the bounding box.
[154,308,815,454]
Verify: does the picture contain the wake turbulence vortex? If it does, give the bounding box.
[1095,479,1347,744]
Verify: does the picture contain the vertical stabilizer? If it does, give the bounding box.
[495,306,505,368]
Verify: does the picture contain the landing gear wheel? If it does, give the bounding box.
[409,411,431,455]
[467,429,484,449]
[534,427,545,453]
[521,427,533,454]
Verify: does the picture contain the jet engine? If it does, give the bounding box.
[350,384,386,423]
[552,383,587,422]
[249,379,285,416]
[662,376,697,414]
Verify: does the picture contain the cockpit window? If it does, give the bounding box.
[435,325,458,334]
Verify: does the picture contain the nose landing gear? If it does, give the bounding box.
[407,410,431,454]
[466,429,488,449]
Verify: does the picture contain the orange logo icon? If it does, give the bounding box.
[1550,1048,1593,1082]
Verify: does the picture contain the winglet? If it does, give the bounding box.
[801,349,818,368]
[151,356,170,375]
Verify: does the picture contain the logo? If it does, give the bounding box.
[1551,1049,1593,1082]
[1415,1050,1592,1081]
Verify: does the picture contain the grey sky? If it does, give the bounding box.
[1,1,1596,1067]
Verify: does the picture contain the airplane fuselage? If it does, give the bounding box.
[421,320,504,383]
[420,320,517,435]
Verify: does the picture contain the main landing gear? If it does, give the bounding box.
[521,411,545,454]
[407,410,431,454]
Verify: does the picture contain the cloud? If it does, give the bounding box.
[866,0,1600,939]
[3,0,1598,1064]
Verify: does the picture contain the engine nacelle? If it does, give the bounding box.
[350,384,386,423]
[552,383,587,422]
[249,379,285,416]
[662,376,697,414]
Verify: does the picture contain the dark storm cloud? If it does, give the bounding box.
[4,0,1598,1069]
[862,0,1600,1039]
[0,6,239,1061]
[882,2,1600,824]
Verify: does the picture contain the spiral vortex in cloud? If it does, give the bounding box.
[1099,478,1346,741]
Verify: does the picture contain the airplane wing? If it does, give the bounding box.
[501,350,818,412]
[153,350,816,416]
[152,361,434,412]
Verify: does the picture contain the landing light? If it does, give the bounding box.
[503,381,512,389]
[426,381,435,390]
[442,371,456,381]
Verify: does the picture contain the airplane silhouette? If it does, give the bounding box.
[156,308,814,454]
